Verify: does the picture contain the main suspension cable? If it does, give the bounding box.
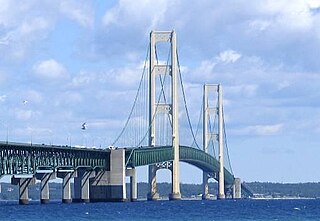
[222,105,234,175]
[191,102,203,148]
[177,49,201,149]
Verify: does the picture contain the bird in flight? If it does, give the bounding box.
[23,100,28,105]
[81,122,87,130]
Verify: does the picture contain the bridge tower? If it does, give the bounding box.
[202,84,225,199]
[148,30,181,200]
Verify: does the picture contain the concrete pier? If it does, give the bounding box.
[169,164,181,200]
[74,168,95,203]
[126,168,137,201]
[202,172,210,200]
[169,191,181,201]
[232,178,241,199]
[90,149,126,202]
[35,171,56,204]
[147,165,159,200]
[11,175,36,205]
[57,169,76,203]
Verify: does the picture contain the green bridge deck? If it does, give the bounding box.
[0,142,110,177]
[0,142,235,186]
[125,145,235,186]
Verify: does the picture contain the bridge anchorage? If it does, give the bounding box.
[0,30,252,205]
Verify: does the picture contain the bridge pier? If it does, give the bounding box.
[11,175,36,205]
[169,164,181,200]
[126,168,137,201]
[57,169,76,203]
[147,165,159,200]
[35,171,56,204]
[90,149,126,202]
[232,178,241,199]
[202,172,210,200]
[74,168,95,203]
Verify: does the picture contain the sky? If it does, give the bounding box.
[0,0,320,184]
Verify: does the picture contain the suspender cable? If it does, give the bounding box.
[112,44,150,146]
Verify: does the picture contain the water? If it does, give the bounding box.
[0,199,319,221]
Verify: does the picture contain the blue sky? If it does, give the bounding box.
[0,0,320,184]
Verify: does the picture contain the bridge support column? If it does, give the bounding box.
[218,84,226,200]
[90,149,126,202]
[57,170,76,203]
[169,30,181,201]
[147,165,159,200]
[35,171,56,204]
[169,163,181,200]
[11,175,36,205]
[126,168,137,201]
[74,168,95,203]
[232,178,241,199]
[202,172,210,200]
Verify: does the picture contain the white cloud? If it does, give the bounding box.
[249,20,271,31]
[59,0,94,28]
[111,67,141,87]
[189,49,243,82]
[33,59,67,79]
[0,33,10,45]
[242,124,284,136]
[102,0,170,30]
[277,81,291,90]
[258,0,315,31]
[71,67,142,89]
[216,50,242,64]
[72,71,97,87]
[0,95,6,102]
[307,0,320,8]
[19,17,50,36]
[0,0,95,63]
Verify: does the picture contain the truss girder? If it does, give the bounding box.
[125,145,235,185]
[0,142,109,177]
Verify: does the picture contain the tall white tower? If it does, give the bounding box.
[202,84,225,199]
[147,30,181,200]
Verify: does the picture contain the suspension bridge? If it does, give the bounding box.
[0,30,252,204]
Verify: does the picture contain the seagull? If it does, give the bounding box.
[23,100,28,105]
[81,122,87,130]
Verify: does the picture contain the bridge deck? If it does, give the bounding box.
[125,145,235,185]
[0,142,235,187]
[0,142,109,177]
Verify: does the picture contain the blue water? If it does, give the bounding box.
[0,199,319,221]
